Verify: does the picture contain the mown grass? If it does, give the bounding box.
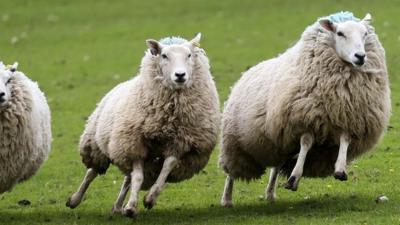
[0,0,399,224]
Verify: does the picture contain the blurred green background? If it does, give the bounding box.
[0,0,399,224]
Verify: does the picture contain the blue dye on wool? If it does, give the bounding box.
[159,37,187,45]
[327,11,360,23]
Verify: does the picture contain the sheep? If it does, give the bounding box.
[0,62,51,194]
[219,12,390,207]
[66,33,220,218]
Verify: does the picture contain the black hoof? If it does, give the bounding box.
[143,198,155,210]
[122,208,138,219]
[334,171,348,181]
[66,197,76,209]
[284,176,298,191]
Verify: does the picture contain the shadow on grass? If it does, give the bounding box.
[138,194,377,224]
[0,194,379,224]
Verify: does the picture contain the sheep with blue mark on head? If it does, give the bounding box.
[0,62,51,194]
[219,12,390,207]
[66,33,220,219]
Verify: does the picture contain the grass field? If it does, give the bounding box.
[0,0,400,224]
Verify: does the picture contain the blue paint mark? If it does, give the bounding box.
[327,11,360,23]
[159,36,187,45]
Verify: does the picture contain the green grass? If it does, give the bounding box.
[0,0,400,224]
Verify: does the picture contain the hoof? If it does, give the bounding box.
[221,200,233,208]
[122,207,138,219]
[265,194,276,203]
[111,205,123,214]
[143,197,155,210]
[66,197,78,209]
[284,176,298,191]
[334,171,348,181]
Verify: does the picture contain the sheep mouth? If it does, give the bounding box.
[354,61,365,66]
[0,97,7,104]
[353,59,366,67]
[174,78,187,84]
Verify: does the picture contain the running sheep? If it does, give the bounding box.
[0,62,51,194]
[219,12,390,207]
[66,33,220,218]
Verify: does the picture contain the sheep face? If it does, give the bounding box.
[146,33,201,89]
[0,62,17,107]
[159,45,194,88]
[319,13,371,67]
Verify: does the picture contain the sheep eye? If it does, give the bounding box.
[337,31,345,37]
[161,54,168,59]
[5,78,11,85]
[364,32,368,37]
[188,54,191,58]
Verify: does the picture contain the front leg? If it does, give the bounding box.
[334,133,350,181]
[143,156,178,209]
[285,133,313,191]
[265,167,280,202]
[122,160,144,218]
[221,175,234,207]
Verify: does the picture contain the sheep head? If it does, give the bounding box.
[319,13,372,67]
[0,62,18,107]
[146,33,202,89]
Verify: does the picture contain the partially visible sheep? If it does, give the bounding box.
[66,33,220,218]
[219,12,390,207]
[0,62,51,194]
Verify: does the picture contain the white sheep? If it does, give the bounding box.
[219,12,390,207]
[66,33,220,218]
[0,62,51,194]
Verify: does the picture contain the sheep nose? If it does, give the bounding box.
[175,72,186,83]
[175,72,186,78]
[355,53,365,60]
[354,52,365,65]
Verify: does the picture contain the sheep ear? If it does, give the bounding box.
[362,13,372,25]
[146,39,163,56]
[10,62,18,72]
[188,33,201,48]
[319,19,337,33]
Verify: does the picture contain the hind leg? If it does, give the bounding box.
[67,136,110,208]
[123,159,144,218]
[221,175,234,207]
[144,156,178,209]
[112,175,131,214]
[334,134,350,181]
[66,168,98,208]
[265,167,280,202]
[285,133,313,191]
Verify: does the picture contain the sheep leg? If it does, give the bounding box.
[123,160,144,218]
[334,134,350,181]
[66,168,98,208]
[265,167,280,202]
[143,156,178,209]
[285,133,313,191]
[221,175,234,207]
[111,175,131,214]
